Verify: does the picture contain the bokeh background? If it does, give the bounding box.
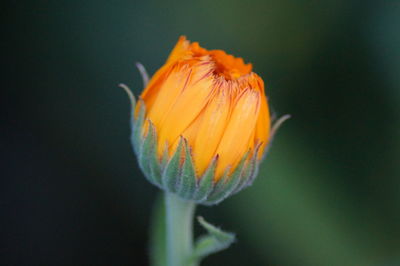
[2,0,400,265]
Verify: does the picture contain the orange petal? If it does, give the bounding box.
[187,87,232,176]
[156,61,215,155]
[214,89,261,180]
[166,36,190,63]
[146,64,192,130]
[141,36,190,108]
[254,94,271,158]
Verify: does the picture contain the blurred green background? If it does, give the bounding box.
[2,1,400,265]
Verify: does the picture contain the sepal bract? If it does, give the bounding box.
[131,98,264,205]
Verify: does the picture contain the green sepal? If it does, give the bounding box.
[119,83,137,126]
[204,153,249,205]
[160,146,169,169]
[234,159,253,194]
[131,99,146,157]
[233,144,262,194]
[139,120,160,186]
[192,156,218,202]
[135,62,150,88]
[177,139,197,199]
[146,122,163,187]
[162,138,184,193]
[206,168,230,201]
[241,143,263,190]
[126,92,264,204]
[191,216,235,263]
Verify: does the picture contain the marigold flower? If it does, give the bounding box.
[129,36,272,204]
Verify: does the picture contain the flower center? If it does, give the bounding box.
[190,42,252,80]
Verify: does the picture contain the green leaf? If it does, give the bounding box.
[191,216,235,262]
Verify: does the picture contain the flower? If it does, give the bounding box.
[129,36,271,204]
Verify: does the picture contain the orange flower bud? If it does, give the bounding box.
[126,36,274,204]
[140,36,270,180]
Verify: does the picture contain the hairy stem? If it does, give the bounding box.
[165,192,197,266]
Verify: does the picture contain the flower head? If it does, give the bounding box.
[130,36,272,204]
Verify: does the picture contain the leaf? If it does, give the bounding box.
[191,216,235,262]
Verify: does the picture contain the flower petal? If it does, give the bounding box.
[156,61,215,155]
[214,89,261,180]
[190,87,231,176]
[254,94,271,158]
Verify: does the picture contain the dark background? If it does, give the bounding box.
[2,1,400,265]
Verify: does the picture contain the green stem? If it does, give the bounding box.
[165,192,197,266]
